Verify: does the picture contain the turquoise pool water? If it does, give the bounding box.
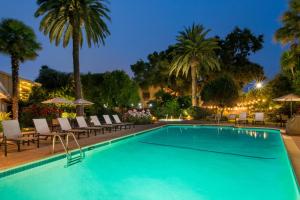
[0,125,299,200]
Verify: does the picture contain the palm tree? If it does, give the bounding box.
[275,0,300,49]
[35,0,110,115]
[281,50,298,78]
[275,0,300,73]
[0,19,41,119]
[169,24,220,106]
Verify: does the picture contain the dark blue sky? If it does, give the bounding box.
[0,0,288,80]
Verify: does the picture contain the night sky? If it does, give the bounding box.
[0,0,288,81]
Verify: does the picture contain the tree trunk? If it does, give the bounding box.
[11,55,19,119]
[191,64,197,107]
[72,19,84,116]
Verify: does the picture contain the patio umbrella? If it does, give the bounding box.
[273,93,300,116]
[42,97,73,105]
[73,99,94,106]
[73,99,94,116]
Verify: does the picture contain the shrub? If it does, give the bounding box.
[20,104,62,127]
[0,112,11,132]
[187,106,213,120]
[61,112,76,119]
[124,109,152,124]
[150,99,182,118]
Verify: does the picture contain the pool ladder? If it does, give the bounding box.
[52,132,85,167]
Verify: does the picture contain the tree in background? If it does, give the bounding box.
[169,24,220,106]
[216,27,265,88]
[81,70,140,114]
[201,74,239,116]
[35,0,111,116]
[275,0,300,81]
[35,65,72,90]
[131,48,191,96]
[0,19,41,119]
[275,0,300,51]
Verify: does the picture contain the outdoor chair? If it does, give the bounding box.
[227,114,237,123]
[89,115,117,132]
[103,115,124,130]
[112,114,134,129]
[57,118,88,139]
[1,120,37,156]
[33,118,67,148]
[236,112,248,124]
[76,116,105,135]
[286,115,300,135]
[253,113,265,125]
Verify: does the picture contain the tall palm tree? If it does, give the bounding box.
[275,0,300,49]
[0,19,41,119]
[169,24,220,106]
[35,0,110,115]
[281,50,299,78]
[275,0,300,73]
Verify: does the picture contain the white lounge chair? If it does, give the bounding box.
[286,115,300,135]
[57,118,88,139]
[76,116,104,135]
[90,115,118,132]
[112,114,134,129]
[1,120,36,156]
[236,112,248,124]
[103,115,123,130]
[33,118,67,148]
[253,113,265,124]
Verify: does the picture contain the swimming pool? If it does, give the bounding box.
[0,125,299,200]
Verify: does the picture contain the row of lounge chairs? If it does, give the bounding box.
[0,115,134,156]
[232,112,265,125]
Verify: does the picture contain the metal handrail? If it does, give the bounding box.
[52,132,85,163]
[65,132,85,159]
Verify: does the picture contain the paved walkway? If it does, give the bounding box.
[0,121,299,185]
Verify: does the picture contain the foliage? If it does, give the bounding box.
[61,112,77,119]
[35,65,72,90]
[35,0,111,48]
[35,0,111,115]
[266,73,293,99]
[169,24,220,106]
[159,99,181,118]
[0,18,41,119]
[186,106,213,120]
[130,48,191,95]
[20,104,62,127]
[275,0,300,87]
[124,110,152,125]
[177,96,192,109]
[81,70,140,110]
[275,0,300,50]
[202,74,239,108]
[0,112,11,132]
[0,18,41,62]
[216,27,265,88]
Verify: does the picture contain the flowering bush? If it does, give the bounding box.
[124,109,152,124]
[20,104,62,127]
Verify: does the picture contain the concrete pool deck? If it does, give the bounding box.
[0,121,300,185]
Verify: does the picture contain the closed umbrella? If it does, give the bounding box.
[273,93,300,116]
